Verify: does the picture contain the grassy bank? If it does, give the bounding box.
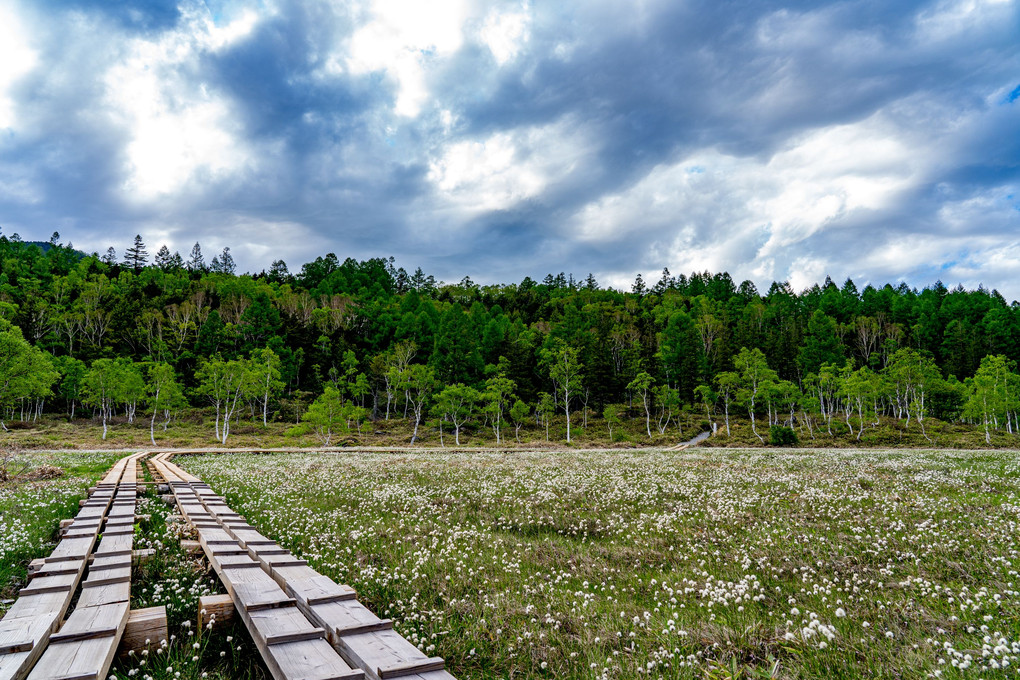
[1,408,1016,451]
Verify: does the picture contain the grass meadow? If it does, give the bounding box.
[4,447,1019,679]
[176,448,1020,679]
[0,450,121,607]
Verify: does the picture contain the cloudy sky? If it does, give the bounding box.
[0,0,1017,297]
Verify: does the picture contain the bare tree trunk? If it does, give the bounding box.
[150,387,160,446]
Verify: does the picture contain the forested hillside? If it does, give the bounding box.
[2,232,1019,446]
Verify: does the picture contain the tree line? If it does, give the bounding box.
[1,231,1019,445]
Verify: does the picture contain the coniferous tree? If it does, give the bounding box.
[155,245,174,270]
[123,235,148,270]
[211,247,236,274]
[102,247,117,265]
[187,242,205,271]
[268,259,289,281]
[632,273,646,296]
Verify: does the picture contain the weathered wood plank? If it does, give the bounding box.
[377,658,445,680]
[75,582,131,609]
[198,595,235,630]
[25,599,130,680]
[117,607,167,658]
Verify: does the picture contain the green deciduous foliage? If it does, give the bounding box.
[248,347,283,426]
[734,347,777,444]
[195,356,248,444]
[602,403,623,440]
[509,398,530,443]
[400,363,437,445]
[147,362,185,444]
[302,384,348,446]
[964,355,1020,443]
[483,374,516,444]
[52,355,86,419]
[432,383,481,446]
[0,320,56,426]
[2,235,1020,445]
[542,343,583,443]
[627,371,654,438]
[82,359,117,439]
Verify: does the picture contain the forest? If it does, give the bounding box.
[2,231,1019,446]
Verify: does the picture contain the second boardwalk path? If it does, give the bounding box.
[149,451,456,680]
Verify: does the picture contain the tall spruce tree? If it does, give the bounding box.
[155,245,174,270]
[187,242,205,271]
[123,234,148,270]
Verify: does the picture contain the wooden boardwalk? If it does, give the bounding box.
[149,452,456,680]
[0,452,145,680]
[2,451,458,680]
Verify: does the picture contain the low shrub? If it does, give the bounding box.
[769,425,798,447]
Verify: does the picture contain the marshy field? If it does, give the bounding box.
[5,447,1020,679]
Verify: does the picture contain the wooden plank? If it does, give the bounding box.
[179,540,201,554]
[81,567,131,588]
[93,534,133,557]
[0,593,68,622]
[89,555,132,572]
[26,559,45,579]
[271,567,356,608]
[215,555,262,570]
[0,611,58,680]
[0,612,59,653]
[262,555,308,573]
[131,548,155,565]
[332,629,452,680]
[96,526,134,536]
[48,627,119,644]
[47,538,97,563]
[198,595,234,630]
[18,573,76,596]
[377,658,445,680]
[334,621,394,637]
[117,607,167,658]
[26,602,129,680]
[249,607,325,647]
[310,601,385,639]
[30,562,83,579]
[75,582,131,608]
[264,639,364,680]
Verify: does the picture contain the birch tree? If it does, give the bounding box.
[627,371,654,438]
[146,362,184,445]
[83,359,117,439]
[734,347,777,444]
[483,374,516,444]
[543,344,583,443]
[196,356,249,444]
[248,348,283,426]
[402,364,437,445]
[302,385,348,446]
[433,384,480,446]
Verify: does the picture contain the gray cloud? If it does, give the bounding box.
[0,0,1017,298]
